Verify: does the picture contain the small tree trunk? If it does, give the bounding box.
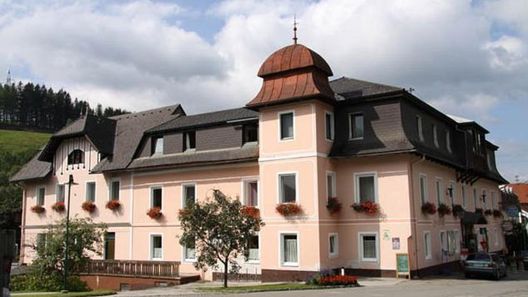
[223,260,228,288]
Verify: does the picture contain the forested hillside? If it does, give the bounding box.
[0,82,128,132]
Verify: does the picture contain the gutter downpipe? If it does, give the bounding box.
[409,154,426,278]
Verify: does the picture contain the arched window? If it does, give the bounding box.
[68,149,84,165]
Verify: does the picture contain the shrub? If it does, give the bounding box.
[437,203,452,217]
[82,201,96,213]
[31,205,45,214]
[318,275,358,286]
[493,209,503,218]
[421,202,437,215]
[106,200,121,210]
[275,203,303,216]
[351,201,379,215]
[241,206,260,219]
[51,201,65,213]
[147,207,163,219]
[326,197,342,215]
[10,272,88,292]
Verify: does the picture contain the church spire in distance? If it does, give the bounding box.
[293,15,298,45]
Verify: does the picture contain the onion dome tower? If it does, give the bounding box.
[246,31,335,108]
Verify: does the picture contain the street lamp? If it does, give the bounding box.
[63,174,77,292]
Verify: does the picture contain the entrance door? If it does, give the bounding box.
[104,232,115,260]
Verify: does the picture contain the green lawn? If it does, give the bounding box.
[0,129,51,153]
[11,290,115,297]
[196,282,354,293]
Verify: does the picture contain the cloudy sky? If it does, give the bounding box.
[0,0,527,181]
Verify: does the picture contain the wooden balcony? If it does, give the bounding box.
[81,260,181,278]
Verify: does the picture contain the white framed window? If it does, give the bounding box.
[416,115,424,141]
[151,186,162,209]
[182,184,196,208]
[349,113,364,139]
[150,234,163,260]
[424,231,432,260]
[86,182,96,202]
[448,230,457,255]
[279,111,294,140]
[325,111,334,141]
[329,233,338,257]
[247,234,259,262]
[419,174,428,204]
[36,187,45,206]
[183,242,196,261]
[440,231,448,254]
[183,131,196,151]
[454,230,460,253]
[278,173,297,203]
[461,185,467,208]
[243,180,258,207]
[482,189,488,209]
[473,188,478,209]
[56,184,65,203]
[449,181,456,204]
[491,191,497,209]
[359,232,378,262]
[326,171,336,199]
[446,130,452,153]
[280,233,299,266]
[355,173,377,203]
[109,179,120,201]
[152,136,164,155]
[435,178,443,205]
[433,125,439,148]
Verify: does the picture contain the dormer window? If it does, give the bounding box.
[183,131,196,151]
[432,125,439,148]
[446,130,452,153]
[67,149,84,165]
[349,113,364,140]
[152,136,164,155]
[243,124,258,144]
[416,115,424,141]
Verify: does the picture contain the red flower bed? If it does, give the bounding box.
[437,203,452,217]
[275,203,303,216]
[82,201,96,213]
[241,206,260,218]
[319,275,358,286]
[326,197,342,215]
[421,202,437,215]
[31,205,45,214]
[493,209,503,218]
[51,201,65,213]
[106,200,121,211]
[147,207,163,219]
[351,201,379,215]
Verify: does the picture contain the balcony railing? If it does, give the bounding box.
[81,260,180,278]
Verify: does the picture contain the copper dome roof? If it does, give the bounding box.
[257,44,333,77]
[247,44,335,108]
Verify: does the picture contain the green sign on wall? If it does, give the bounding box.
[396,253,410,278]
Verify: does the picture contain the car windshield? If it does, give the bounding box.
[467,253,490,261]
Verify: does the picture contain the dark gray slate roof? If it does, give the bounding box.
[330,77,403,99]
[10,149,52,182]
[92,105,183,172]
[148,107,258,133]
[127,143,258,170]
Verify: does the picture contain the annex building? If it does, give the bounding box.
[12,41,508,284]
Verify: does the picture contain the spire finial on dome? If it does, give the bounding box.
[293,15,298,45]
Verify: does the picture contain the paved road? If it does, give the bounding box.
[117,271,528,297]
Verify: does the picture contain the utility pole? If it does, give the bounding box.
[63,174,75,292]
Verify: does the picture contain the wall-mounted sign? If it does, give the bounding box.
[383,230,391,240]
[392,237,400,250]
[505,206,519,218]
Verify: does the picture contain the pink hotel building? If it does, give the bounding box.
[12,43,508,282]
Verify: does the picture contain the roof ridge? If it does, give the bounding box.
[109,104,181,120]
[331,76,402,90]
[183,107,252,118]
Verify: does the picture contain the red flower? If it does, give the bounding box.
[326,197,342,215]
[82,201,96,213]
[437,203,452,217]
[318,275,358,286]
[106,200,121,210]
[351,201,379,215]
[492,209,503,218]
[241,206,260,218]
[31,205,45,214]
[421,202,437,215]
[147,207,163,219]
[275,203,303,216]
[51,201,65,213]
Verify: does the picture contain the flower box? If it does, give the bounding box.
[82,201,96,213]
[31,205,45,214]
[147,207,163,219]
[275,203,303,216]
[326,197,342,215]
[452,204,464,217]
[475,208,483,214]
[493,209,503,218]
[241,206,260,219]
[318,275,358,286]
[437,203,452,217]
[421,202,437,215]
[51,201,65,213]
[484,209,493,216]
[351,201,379,215]
[106,200,121,211]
